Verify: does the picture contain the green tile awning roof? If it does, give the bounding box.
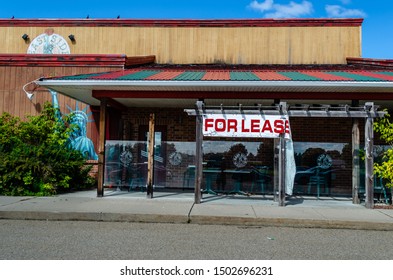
[53,67,393,82]
[37,64,393,107]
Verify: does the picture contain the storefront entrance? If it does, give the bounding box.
[98,101,388,207]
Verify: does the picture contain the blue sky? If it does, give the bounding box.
[1,0,392,59]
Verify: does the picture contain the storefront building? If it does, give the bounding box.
[1,18,392,207]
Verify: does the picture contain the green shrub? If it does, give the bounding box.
[374,111,393,189]
[0,103,96,196]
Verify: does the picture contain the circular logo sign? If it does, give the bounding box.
[317,154,332,169]
[27,29,70,54]
[169,152,182,166]
[233,152,248,168]
[120,151,133,167]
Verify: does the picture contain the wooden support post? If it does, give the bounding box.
[273,138,279,202]
[97,98,107,197]
[278,102,287,206]
[352,118,360,204]
[365,114,374,208]
[194,101,203,204]
[146,113,155,199]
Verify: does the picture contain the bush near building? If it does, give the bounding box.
[0,103,96,196]
[374,112,393,190]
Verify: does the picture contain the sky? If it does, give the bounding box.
[1,0,392,59]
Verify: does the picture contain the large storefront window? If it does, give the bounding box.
[104,140,196,189]
[201,140,274,194]
[104,140,369,198]
[293,142,352,196]
[103,139,272,192]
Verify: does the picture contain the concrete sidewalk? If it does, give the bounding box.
[1,189,393,231]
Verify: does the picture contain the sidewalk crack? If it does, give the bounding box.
[0,197,36,208]
[376,209,393,219]
[251,205,257,218]
[187,202,195,223]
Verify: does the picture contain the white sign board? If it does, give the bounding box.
[203,114,291,139]
[27,29,70,54]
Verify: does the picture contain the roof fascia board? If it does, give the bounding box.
[347,57,393,68]
[0,18,363,27]
[89,90,392,101]
[0,54,155,67]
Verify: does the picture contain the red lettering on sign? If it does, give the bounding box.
[205,119,214,131]
[251,119,260,133]
[261,120,273,133]
[204,116,291,137]
[285,120,290,134]
[228,119,237,132]
[215,119,226,132]
[241,119,249,132]
[274,119,284,134]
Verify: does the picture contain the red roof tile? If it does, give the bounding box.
[253,71,292,81]
[144,71,184,80]
[202,71,231,80]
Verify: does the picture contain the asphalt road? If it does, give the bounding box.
[1,219,393,260]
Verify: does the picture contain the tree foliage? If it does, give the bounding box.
[0,103,95,196]
[373,111,393,188]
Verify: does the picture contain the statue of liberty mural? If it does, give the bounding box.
[50,90,98,160]
[43,33,55,54]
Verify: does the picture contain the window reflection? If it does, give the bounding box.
[202,140,274,194]
[293,142,351,196]
[104,140,357,197]
[104,140,197,190]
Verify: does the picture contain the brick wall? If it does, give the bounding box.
[122,108,196,141]
[122,108,372,142]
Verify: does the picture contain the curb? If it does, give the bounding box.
[0,211,190,224]
[2,211,393,231]
[189,215,393,231]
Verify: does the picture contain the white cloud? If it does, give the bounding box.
[325,5,366,18]
[249,0,274,12]
[267,1,313,18]
[248,0,313,18]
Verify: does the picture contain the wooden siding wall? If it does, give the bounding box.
[0,66,117,149]
[0,26,361,64]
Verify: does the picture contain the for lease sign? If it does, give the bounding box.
[203,114,291,139]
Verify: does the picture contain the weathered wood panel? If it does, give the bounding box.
[0,65,120,116]
[0,65,118,151]
[0,25,361,64]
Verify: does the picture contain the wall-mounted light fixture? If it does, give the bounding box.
[68,34,76,42]
[22,34,29,41]
[23,79,40,100]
